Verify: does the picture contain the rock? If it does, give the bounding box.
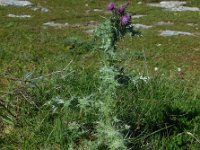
[0,0,32,6]
[160,30,193,36]
[43,22,69,28]
[7,14,31,18]
[131,24,152,29]
[131,15,146,19]
[147,1,200,11]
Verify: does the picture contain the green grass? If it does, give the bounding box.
[0,0,200,149]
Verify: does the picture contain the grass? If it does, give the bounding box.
[0,0,200,149]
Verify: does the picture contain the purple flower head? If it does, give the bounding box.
[119,2,129,14]
[107,2,115,11]
[121,15,131,25]
[119,6,125,14]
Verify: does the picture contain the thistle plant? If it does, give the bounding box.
[91,2,135,149]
